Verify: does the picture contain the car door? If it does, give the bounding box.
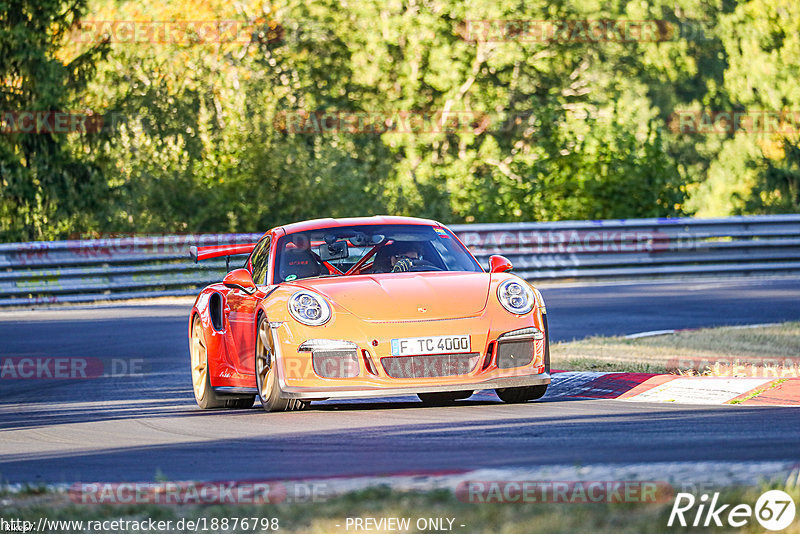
[226,236,270,376]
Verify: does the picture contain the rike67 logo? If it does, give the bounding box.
[668,490,796,531]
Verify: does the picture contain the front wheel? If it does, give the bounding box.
[495,384,548,404]
[255,316,307,412]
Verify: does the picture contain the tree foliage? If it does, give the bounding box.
[0,0,108,240]
[1,0,798,241]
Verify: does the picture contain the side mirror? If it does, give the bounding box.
[223,268,257,294]
[489,255,513,273]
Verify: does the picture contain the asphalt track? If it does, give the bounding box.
[1,277,799,485]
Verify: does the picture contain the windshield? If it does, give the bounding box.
[273,224,482,283]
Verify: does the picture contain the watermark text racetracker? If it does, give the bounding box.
[0,357,147,380]
[272,109,539,135]
[0,111,104,134]
[69,20,257,44]
[68,8,281,45]
[457,228,699,254]
[0,110,177,135]
[70,480,326,505]
[668,357,800,379]
[9,232,255,266]
[456,480,674,504]
[669,109,800,135]
[463,19,708,43]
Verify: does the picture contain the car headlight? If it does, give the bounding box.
[497,279,535,315]
[288,290,332,326]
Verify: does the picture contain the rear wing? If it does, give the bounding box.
[189,244,256,267]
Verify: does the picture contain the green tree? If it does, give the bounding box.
[0,0,108,241]
[692,0,800,215]
[16,0,790,240]
[746,138,800,212]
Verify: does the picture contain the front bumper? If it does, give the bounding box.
[278,372,551,400]
[269,308,550,400]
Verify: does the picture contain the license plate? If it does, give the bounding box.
[390,335,471,356]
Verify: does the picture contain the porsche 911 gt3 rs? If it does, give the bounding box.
[188,216,550,411]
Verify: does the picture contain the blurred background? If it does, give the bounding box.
[2,0,799,242]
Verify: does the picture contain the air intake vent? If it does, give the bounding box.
[381,353,480,378]
[496,340,534,369]
[312,350,359,378]
[481,342,495,371]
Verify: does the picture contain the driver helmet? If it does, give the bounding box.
[390,241,423,269]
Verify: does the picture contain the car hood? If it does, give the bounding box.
[294,272,490,321]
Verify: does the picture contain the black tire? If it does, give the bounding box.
[495,384,548,403]
[527,384,548,400]
[255,315,308,412]
[417,390,473,405]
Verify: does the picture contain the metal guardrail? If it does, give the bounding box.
[1,215,799,307]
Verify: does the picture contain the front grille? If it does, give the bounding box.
[496,340,534,369]
[381,353,480,379]
[312,350,359,378]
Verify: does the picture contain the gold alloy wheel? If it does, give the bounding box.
[255,319,276,402]
[190,315,210,403]
[255,317,305,412]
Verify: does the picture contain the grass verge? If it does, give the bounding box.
[550,321,800,374]
[2,482,799,533]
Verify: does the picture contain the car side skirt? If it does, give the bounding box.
[214,386,258,396]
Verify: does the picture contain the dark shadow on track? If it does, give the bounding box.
[1,405,797,484]
[0,375,596,431]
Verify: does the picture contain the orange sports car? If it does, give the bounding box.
[188,216,550,411]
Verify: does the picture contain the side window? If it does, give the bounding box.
[250,236,271,285]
